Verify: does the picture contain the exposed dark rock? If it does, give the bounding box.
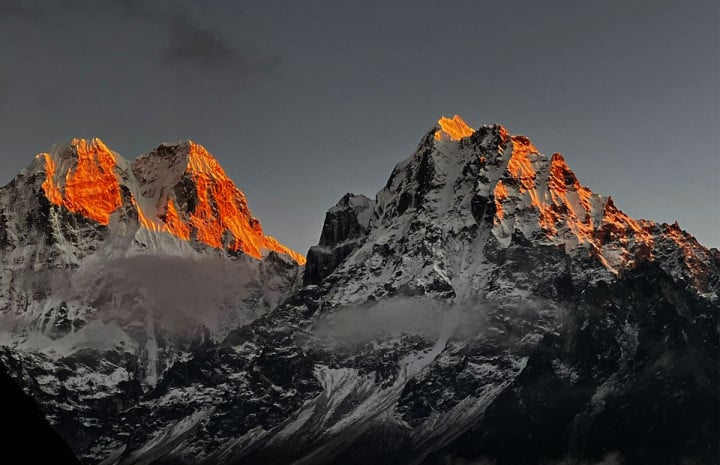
[304,193,374,285]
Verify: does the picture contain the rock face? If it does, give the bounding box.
[1,117,718,465]
[304,193,374,285]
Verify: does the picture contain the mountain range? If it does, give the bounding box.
[0,115,717,465]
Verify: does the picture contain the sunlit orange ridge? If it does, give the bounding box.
[41,138,123,225]
[434,115,475,141]
[39,138,305,265]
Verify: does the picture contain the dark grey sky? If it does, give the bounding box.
[0,0,717,251]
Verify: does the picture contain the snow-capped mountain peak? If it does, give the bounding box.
[130,140,306,263]
[308,116,717,306]
[0,138,306,387]
[24,138,305,264]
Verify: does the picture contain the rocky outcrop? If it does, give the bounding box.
[304,193,373,285]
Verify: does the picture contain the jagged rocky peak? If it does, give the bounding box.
[132,140,225,188]
[437,116,710,262]
[318,193,374,246]
[312,115,718,302]
[304,193,373,285]
[16,137,305,264]
[130,140,307,263]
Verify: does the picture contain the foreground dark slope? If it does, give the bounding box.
[0,116,717,464]
[0,362,80,465]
